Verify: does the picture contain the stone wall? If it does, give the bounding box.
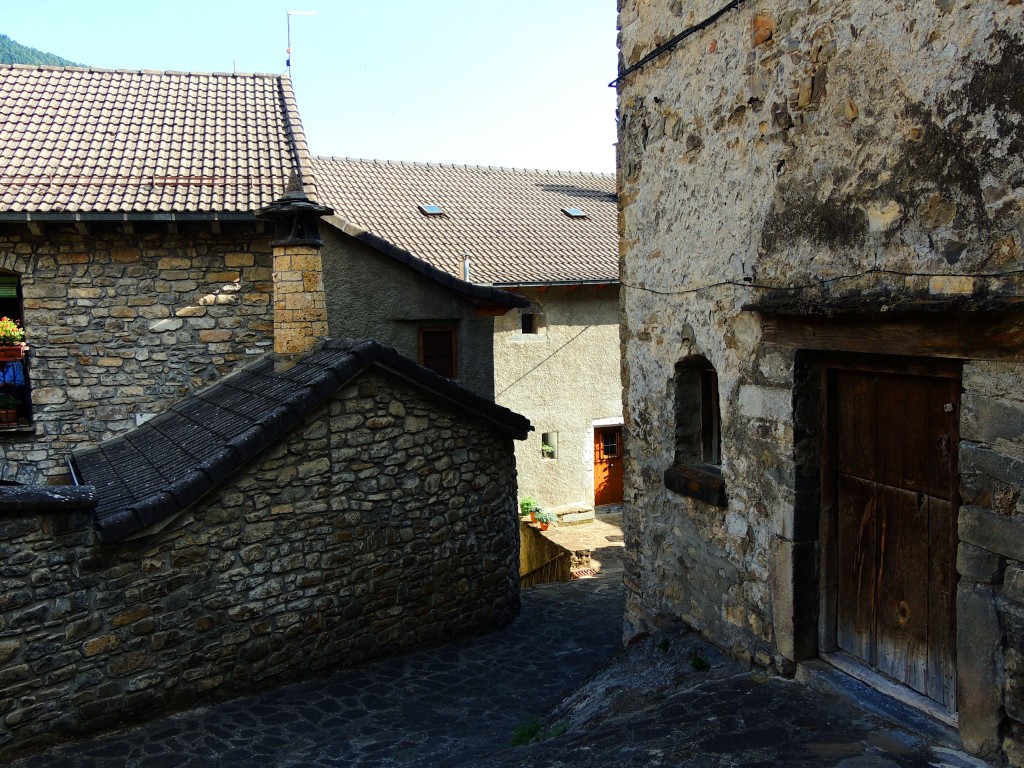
[617,1,1023,761]
[0,221,274,483]
[0,367,519,759]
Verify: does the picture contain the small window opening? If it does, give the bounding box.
[521,312,544,334]
[666,356,725,505]
[418,203,444,216]
[541,432,558,460]
[562,207,588,219]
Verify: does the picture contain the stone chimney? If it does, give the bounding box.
[257,186,334,357]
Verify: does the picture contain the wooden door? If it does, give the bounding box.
[594,426,624,506]
[828,364,959,711]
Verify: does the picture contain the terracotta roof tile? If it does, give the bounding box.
[311,157,618,286]
[0,64,315,215]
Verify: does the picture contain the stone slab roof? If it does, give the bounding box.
[69,339,531,543]
[311,157,618,286]
[0,65,314,217]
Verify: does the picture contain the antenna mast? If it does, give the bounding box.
[286,10,317,74]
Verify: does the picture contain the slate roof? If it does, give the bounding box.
[70,339,531,542]
[0,65,314,217]
[311,157,618,286]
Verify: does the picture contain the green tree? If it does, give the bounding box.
[0,34,82,66]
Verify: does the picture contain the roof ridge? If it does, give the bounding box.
[311,155,614,179]
[0,63,284,79]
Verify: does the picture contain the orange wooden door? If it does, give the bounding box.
[594,426,624,506]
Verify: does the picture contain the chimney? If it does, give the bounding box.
[256,185,334,358]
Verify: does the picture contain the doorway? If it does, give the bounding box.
[821,357,960,714]
[594,425,624,507]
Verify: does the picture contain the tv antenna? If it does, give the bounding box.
[286,10,317,73]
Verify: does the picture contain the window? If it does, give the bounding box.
[0,273,30,429]
[522,312,544,334]
[418,326,457,379]
[665,356,725,505]
[541,431,557,460]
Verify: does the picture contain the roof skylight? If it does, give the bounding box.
[418,203,444,216]
[562,207,588,218]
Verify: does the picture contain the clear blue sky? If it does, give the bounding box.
[4,1,619,173]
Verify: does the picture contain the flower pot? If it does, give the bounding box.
[530,511,537,522]
[538,522,550,531]
[0,344,25,362]
[0,409,18,427]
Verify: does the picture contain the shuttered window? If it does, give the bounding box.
[418,326,457,379]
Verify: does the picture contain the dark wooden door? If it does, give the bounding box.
[594,426,624,506]
[830,365,958,711]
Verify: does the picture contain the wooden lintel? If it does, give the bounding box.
[27,222,44,237]
[74,221,89,235]
[474,306,511,318]
[758,311,1024,361]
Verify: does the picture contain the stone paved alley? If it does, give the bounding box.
[8,515,990,767]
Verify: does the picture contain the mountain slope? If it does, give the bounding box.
[0,34,82,66]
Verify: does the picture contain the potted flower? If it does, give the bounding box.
[534,509,558,531]
[541,442,555,459]
[0,317,26,362]
[0,393,21,426]
[520,496,540,521]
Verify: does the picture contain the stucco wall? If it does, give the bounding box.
[494,285,622,509]
[0,366,519,759]
[618,1,1023,760]
[320,226,496,398]
[0,222,273,484]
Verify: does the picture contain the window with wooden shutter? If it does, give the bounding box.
[418,326,457,379]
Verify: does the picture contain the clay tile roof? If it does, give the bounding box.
[311,157,618,286]
[0,64,315,215]
[70,339,532,542]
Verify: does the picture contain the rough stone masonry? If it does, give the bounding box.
[0,367,520,759]
[616,1,1024,763]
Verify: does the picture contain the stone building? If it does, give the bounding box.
[0,64,316,483]
[313,157,623,512]
[0,337,529,757]
[616,1,1023,762]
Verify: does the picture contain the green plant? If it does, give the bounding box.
[0,394,21,409]
[534,509,557,526]
[541,442,555,457]
[0,317,24,345]
[519,496,540,516]
[509,718,567,747]
[690,649,711,671]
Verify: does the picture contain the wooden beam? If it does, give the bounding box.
[166,221,179,235]
[123,221,135,235]
[27,222,43,237]
[758,311,1024,361]
[211,220,222,235]
[74,221,89,235]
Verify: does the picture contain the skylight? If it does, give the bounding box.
[418,203,444,216]
[562,207,588,219]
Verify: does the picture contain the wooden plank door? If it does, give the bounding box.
[594,426,624,506]
[830,366,958,711]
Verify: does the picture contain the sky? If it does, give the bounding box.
[3,1,619,173]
